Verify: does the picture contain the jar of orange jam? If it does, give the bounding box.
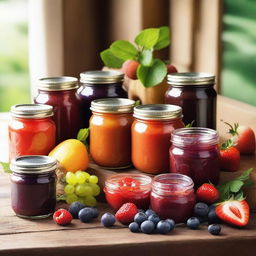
[132,104,184,174]
[90,98,135,169]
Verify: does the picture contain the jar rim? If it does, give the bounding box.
[38,76,78,91]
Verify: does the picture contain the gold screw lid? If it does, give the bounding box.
[38,76,78,91]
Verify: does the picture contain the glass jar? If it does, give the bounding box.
[90,98,135,168]
[10,155,57,219]
[34,76,82,143]
[132,104,184,174]
[150,173,196,223]
[78,70,127,127]
[165,72,217,129]
[104,174,152,211]
[8,104,56,160]
[169,127,220,187]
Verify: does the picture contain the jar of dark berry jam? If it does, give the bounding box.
[104,174,152,211]
[150,173,196,223]
[169,127,220,187]
[34,76,82,143]
[165,72,217,129]
[78,70,127,127]
[10,155,57,219]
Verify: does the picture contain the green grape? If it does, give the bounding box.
[76,171,90,184]
[64,184,75,194]
[77,197,85,204]
[66,193,78,204]
[84,195,97,207]
[75,184,93,197]
[65,172,77,185]
[89,175,98,184]
[89,183,101,196]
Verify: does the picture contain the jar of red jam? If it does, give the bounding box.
[165,72,217,129]
[34,76,82,143]
[10,155,57,219]
[170,127,220,187]
[78,70,127,128]
[104,174,152,211]
[132,104,184,174]
[90,98,135,168]
[150,173,196,223]
[9,104,56,160]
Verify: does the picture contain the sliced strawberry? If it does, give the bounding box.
[115,203,138,225]
[216,200,249,227]
[53,209,73,226]
[196,183,219,204]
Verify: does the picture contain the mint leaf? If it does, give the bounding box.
[0,162,11,173]
[237,168,253,181]
[100,49,124,68]
[135,28,160,49]
[137,59,167,87]
[229,180,244,193]
[110,40,138,60]
[77,128,89,145]
[154,26,170,50]
[139,50,153,66]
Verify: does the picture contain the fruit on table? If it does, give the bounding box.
[216,199,249,227]
[115,203,138,225]
[226,122,256,154]
[134,212,148,225]
[196,183,220,204]
[208,224,221,235]
[186,217,200,229]
[148,214,161,226]
[78,207,95,223]
[193,202,209,217]
[145,209,156,217]
[101,213,116,227]
[166,219,175,230]
[140,220,155,234]
[49,139,89,173]
[129,222,140,233]
[166,64,178,74]
[68,201,86,219]
[220,139,240,171]
[53,209,73,226]
[121,60,140,80]
[156,220,172,234]
[208,206,221,224]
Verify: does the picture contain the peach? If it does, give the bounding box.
[122,60,140,80]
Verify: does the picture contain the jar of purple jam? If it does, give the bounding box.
[169,127,220,187]
[150,173,196,223]
[78,70,127,127]
[10,155,57,219]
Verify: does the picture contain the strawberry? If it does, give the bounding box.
[196,183,220,204]
[225,122,256,154]
[115,203,138,225]
[53,209,73,226]
[166,64,178,74]
[220,139,240,171]
[216,200,249,227]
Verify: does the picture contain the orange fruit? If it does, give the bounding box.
[49,139,89,173]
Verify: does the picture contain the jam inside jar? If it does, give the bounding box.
[10,155,57,219]
[104,174,152,211]
[170,127,220,187]
[150,173,196,223]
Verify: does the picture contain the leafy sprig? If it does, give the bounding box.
[0,162,11,173]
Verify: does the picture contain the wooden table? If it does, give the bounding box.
[0,95,256,255]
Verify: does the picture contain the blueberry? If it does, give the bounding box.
[156,220,171,234]
[187,217,200,229]
[68,201,86,218]
[208,208,220,224]
[129,222,140,233]
[145,209,156,218]
[134,212,148,225]
[208,224,221,235]
[78,207,94,223]
[140,220,155,234]
[198,216,208,223]
[91,207,99,218]
[101,213,116,227]
[208,204,216,212]
[165,219,175,230]
[194,202,209,217]
[148,214,160,226]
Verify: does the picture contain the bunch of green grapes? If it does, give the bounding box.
[64,171,100,206]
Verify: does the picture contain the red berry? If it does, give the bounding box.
[196,183,219,204]
[166,64,178,74]
[53,209,73,226]
[115,203,138,225]
[121,60,139,80]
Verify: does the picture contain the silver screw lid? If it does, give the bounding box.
[10,155,57,174]
[38,76,78,91]
[80,70,124,84]
[10,104,53,119]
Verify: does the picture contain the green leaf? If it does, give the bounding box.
[135,28,160,49]
[185,120,195,128]
[243,179,254,187]
[154,26,170,50]
[229,180,244,193]
[234,191,245,201]
[110,40,138,60]
[0,162,11,173]
[77,128,90,145]
[135,100,141,107]
[100,49,124,68]
[237,168,253,181]
[137,59,167,87]
[139,50,153,66]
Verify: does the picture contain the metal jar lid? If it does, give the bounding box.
[10,155,57,174]
[167,72,215,86]
[134,104,182,120]
[90,98,135,113]
[10,104,53,119]
[80,70,124,84]
[38,76,78,91]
